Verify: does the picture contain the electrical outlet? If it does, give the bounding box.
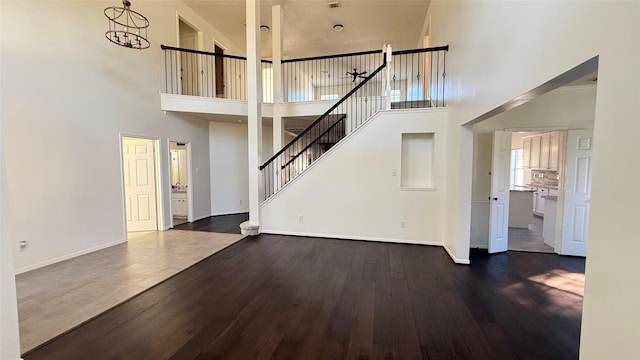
[298,215,304,222]
[400,221,406,228]
[239,199,243,205]
[391,168,397,176]
[19,240,27,251]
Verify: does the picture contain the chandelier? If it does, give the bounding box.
[104,0,150,49]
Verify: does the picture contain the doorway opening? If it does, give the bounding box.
[214,42,225,98]
[505,130,563,254]
[169,141,192,227]
[121,136,163,235]
[469,58,598,257]
[178,17,202,96]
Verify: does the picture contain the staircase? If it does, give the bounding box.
[260,59,389,200]
[158,44,449,201]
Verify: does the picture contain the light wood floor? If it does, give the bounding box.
[16,230,244,353]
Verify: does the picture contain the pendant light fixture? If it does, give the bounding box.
[104,0,150,49]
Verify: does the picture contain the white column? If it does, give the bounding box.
[272,5,284,153]
[246,0,262,229]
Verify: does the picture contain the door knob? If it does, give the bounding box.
[488,197,498,201]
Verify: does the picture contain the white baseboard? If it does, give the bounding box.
[193,214,212,221]
[470,243,488,249]
[260,229,443,247]
[14,239,127,275]
[443,244,471,265]
[209,211,249,217]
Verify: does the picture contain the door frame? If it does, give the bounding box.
[119,133,165,239]
[167,139,193,228]
[176,13,204,96]
[496,127,569,253]
[175,12,203,50]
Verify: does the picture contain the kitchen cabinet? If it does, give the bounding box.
[533,187,547,216]
[171,192,188,218]
[530,136,541,169]
[549,132,560,170]
[509,190,534,228]
[540,134,550,169]
[542,196,558,249]
[523,138,531,168]
[523,132,561,170]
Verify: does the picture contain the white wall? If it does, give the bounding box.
[209,122,272,215]
[475,86,597,133]
[0,1,240,272]
[428,1,640,357]
[0,5,21,352]
[261,108,448,245]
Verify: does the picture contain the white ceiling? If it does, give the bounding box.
[183,0,430,59]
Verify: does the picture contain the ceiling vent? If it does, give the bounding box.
[328,2,341,9]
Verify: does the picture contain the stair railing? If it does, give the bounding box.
[282,49,384,102]
[389,45,449,109]
[260,57,388,200]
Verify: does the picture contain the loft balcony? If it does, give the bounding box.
[159,45,448,119]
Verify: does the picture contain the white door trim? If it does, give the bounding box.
[175,12,203,50]
[119,133,165,239]
[167,139,193,228]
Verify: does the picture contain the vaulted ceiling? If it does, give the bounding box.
[183,0,430,59]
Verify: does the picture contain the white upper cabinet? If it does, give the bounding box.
[530,136,541,169]
[549,132,560,170]
[523,132,561,170]
[540,134,550,169]
[523,138,531,168]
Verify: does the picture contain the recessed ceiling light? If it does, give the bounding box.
[260,25,270,33]
[333,24,344,32]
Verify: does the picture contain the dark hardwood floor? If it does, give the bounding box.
[24,235,585,360]
[173,213,249,234]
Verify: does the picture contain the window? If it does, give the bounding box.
[511,148,524,189]
[320,93,339,100]
[390,89,401,102]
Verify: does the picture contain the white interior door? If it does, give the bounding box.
[560,129,593,256]
[488,131,512,253]
[123,137,158,232]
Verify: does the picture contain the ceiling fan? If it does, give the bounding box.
[343,68,368,82]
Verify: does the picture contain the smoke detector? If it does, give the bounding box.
[328,2,341,9]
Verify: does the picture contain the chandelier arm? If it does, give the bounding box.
[104,0,150,50]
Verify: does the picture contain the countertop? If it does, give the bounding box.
[511,185,535,192]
